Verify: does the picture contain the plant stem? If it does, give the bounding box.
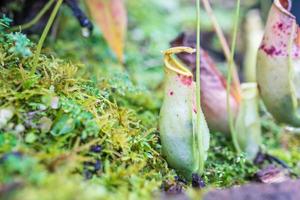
[196,0,204,174]
[288,21,297,109]
[201,0,240,99]
[201,0,230,60]
[10,0,55,32]
[32,0,63,74]
[227,0,241,153]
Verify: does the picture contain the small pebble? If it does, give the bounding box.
[51,96,59,109]
[15,124,25,134]
[0,107,14,129]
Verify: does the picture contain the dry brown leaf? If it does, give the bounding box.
[86,0,127,62]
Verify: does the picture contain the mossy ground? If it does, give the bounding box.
[0,1,300,200]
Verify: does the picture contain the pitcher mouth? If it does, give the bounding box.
[274,0,295,19]
[240,83,258,100]
[273,0,300,47]
[163,47,194,77]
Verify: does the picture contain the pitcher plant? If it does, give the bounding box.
[257,0,300,127]
[159,47,210,179]
[170,33,240,134]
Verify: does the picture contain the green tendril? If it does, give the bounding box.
[196,0,205,174]
[32,0,63,74]
[10,0,56,32]
[227,0,241,153]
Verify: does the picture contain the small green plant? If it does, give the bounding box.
[0,15,32,58]
[0,15,12,32]
[51,97,100,139]
[5,33,33,57]
[204,132,258,187]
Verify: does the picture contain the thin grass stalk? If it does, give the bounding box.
[32,0,63,74]
[227,0,241,153]
[196,0,205,173]
[10,0,56,32]
[201,0,241,98]
[288,21,297,109]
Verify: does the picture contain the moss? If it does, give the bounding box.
[0,26,176,199]
[0,16,259,198]
[204,132,258,187]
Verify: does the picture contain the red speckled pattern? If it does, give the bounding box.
[170,32,239,133]
[177,74,193,86]
[260,44,283,56]
[259,0,300,58]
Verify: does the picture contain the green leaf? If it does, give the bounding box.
[51,114,75,136]
[25,132,37,143]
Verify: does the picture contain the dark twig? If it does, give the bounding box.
[254,151,299,178]
[65,0,93,32]
[265,154,290,169]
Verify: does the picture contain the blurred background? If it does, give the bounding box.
[0,0,276,91]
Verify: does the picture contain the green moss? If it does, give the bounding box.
[0,27,175,199]
[204,132,258,187]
